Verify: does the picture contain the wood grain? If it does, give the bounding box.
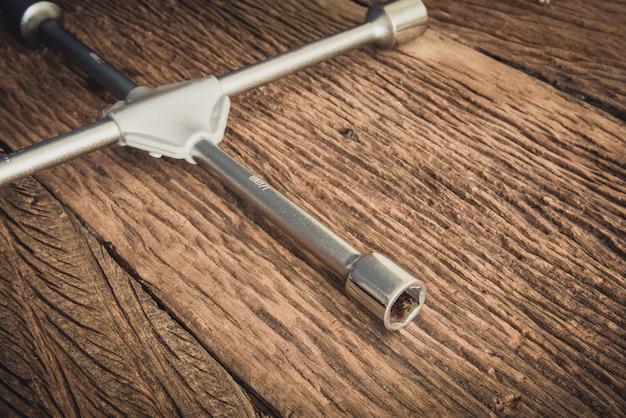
[0,178,257,416]
[1,0,625,416]
[357,0,626,118]
[424,0,626,120]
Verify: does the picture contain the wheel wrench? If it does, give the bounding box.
[0,0,428,330]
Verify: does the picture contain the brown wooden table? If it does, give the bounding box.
[1,0,624,416]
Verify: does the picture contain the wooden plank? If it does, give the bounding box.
[422,0,626,119]
[1,0,625,415]
[0,178,258,417]
[358,0,626,118]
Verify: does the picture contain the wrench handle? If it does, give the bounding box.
[1,0,137,98]
[38,18,139,98]
[191,139,362,278]
[0,120,120,186]
[190,140,426,330]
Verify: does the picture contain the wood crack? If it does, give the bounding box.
[0,177,260,417]
[474,47,626,122]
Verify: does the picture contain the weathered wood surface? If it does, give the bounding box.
[424,0,626,119]
[0,178,257,417]
[1,0,625,416]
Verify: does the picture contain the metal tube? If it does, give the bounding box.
[0,119,120,186]
[191,139,362,277]
[218,24,378,97]
[217,0,428,96]
[191,139,427,330]
[0,0,428,184]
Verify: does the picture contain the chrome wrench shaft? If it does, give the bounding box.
[218,0,428,96]
[0,0,428,184]
[193,140,361,278]
[0,120,120,185]
[191,140,426,330]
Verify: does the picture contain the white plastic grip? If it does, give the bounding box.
[104,76,230,164]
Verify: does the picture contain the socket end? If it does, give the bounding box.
[346,253,426,331]
[367,0,428,49]
[19,1,63,45]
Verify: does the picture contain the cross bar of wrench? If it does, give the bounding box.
[0,0,428,179]
[0,0,428,330]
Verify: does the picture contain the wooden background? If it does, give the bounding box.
[1,0,624,416]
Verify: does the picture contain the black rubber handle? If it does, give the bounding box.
[1,0,136,98]
[38,18,138,98]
